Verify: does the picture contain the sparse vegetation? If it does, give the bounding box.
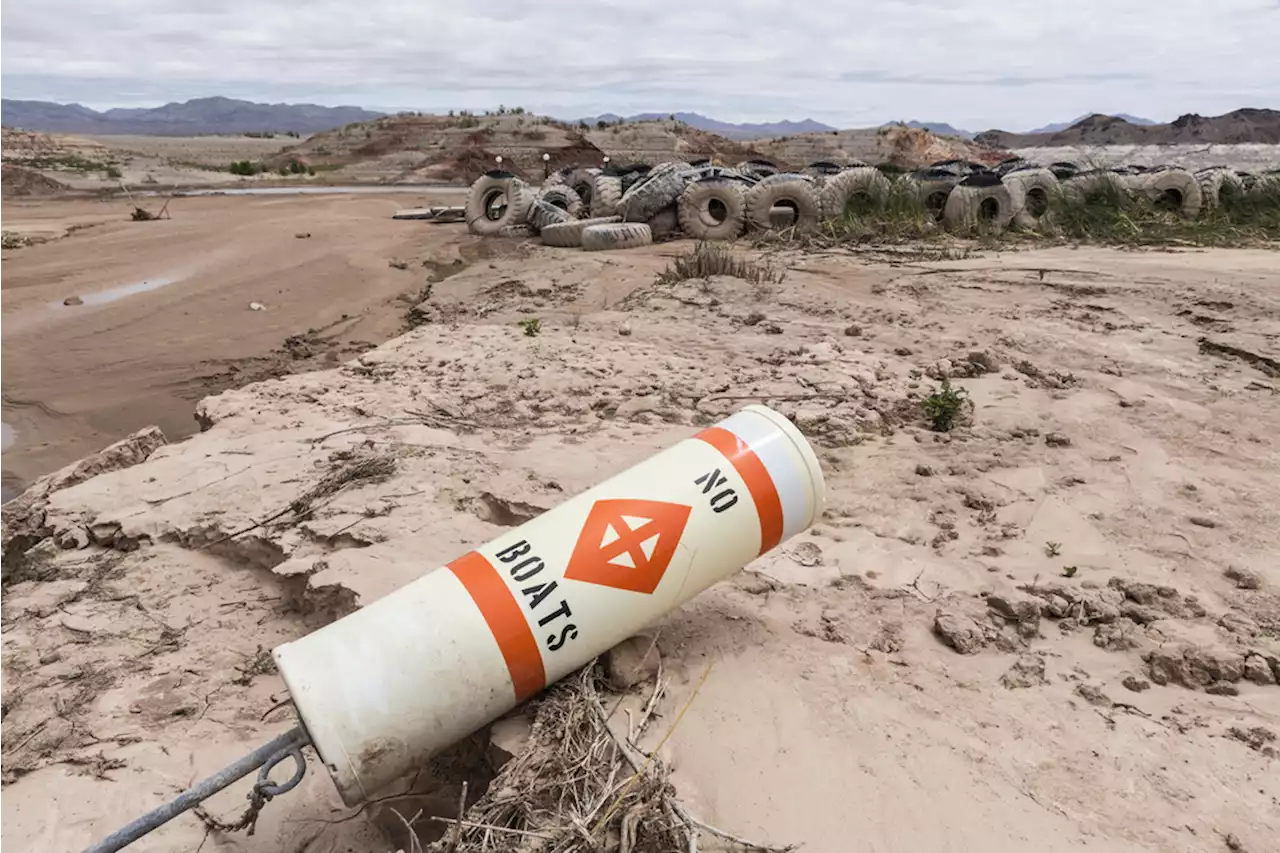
[228,160,264,176]
[655,241,785,288]
[921,379,968,432]
[2,230,32,249]
[104,165,122,179]
[1045,542,1063,558]
[1062,565,1078,578]
[823,179,940,243]
[518,317,542,337]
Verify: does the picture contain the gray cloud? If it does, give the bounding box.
[2,0,1277,130]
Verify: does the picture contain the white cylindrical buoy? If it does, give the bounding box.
[273,405,825,805]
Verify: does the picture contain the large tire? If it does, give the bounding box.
[745,174,821,233]
[565,167,601,208]
[677,178,747,240]
[535,184,584,218]
[465,175,535,236]
[1062,171,1131,207]
[905,175,959,221]
[648,204,681,241]
[591,174,623,217]
[582,222,653,251]
[540,216,622,248]
[1140,168,1203,218]
[620,161,690,222]
[1196,167,1245,210]
[1002,168,1059,231]
[737,159,779,179]
[820,167,892,220]
[526,198,573,232]
[942,183,1014,232]
[543,167,573,189]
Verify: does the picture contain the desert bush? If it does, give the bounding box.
[2,231,30,249]
[922,380,969,432]
[824,178,939,242]
[1050,180,1280,247]
[655,241,785,287]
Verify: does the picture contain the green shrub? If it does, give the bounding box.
[922,380,969,432]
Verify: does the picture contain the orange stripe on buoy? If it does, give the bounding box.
[447,551,545,701]
[695,426,784,555]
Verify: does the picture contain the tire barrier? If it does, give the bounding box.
[464,157,1274,246]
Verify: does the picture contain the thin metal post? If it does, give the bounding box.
[81,726,309,853]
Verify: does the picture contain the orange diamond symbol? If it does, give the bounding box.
[564,498,692,594]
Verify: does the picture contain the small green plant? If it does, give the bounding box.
[1062,565,1078,578]
[921,379,968,432]
[1045,542,1063,558]
[228,160,262,176]
[518,318,541,337]
[104,165,122,179]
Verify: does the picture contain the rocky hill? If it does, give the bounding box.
[576,112,837,140]
[270,113,770,183]
[274,113,1009,183]
[755,124,1008,169]
[1,97,384,136]
[976,109,1280,148]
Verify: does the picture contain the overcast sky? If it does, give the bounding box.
[2,0,1277,131]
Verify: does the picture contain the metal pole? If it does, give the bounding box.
[81,726,310,853]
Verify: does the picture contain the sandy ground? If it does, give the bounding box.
[2,234,1278,852]
[1,190,468,497]
[1014,144,1280,172]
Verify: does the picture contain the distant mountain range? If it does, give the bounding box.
[575,112,838,140]
[1024,113,1156,134]
[975,109,1280,147]
[900,121,974,139]
[0,97,384,136]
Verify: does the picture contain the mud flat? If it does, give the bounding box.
[1,189,468,493]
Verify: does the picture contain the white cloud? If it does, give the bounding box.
[2,0,1276,130]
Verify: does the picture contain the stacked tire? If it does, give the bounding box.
[466,156,1273,246]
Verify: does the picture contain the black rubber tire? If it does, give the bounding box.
[465,175,536,236]
[527,198,573,232]
[1140,168,1203,218]
[620,161,690,222]
[540,216,622,248]
[942,183,1014,232]
[677,178,747,240]
[648,204,681,241]
[535,184,584,218]
[745,174,821,233]
[1002,168,1059,231]
[819,167,892,220]
[581,222,653,251]
[591,174,623,217]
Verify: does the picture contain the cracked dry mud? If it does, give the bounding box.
[3,238,1279,853]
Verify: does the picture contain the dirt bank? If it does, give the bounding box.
[2,239,1277,852]
[1,190,469,494]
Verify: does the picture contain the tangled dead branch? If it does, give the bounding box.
[426,666,791,853]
